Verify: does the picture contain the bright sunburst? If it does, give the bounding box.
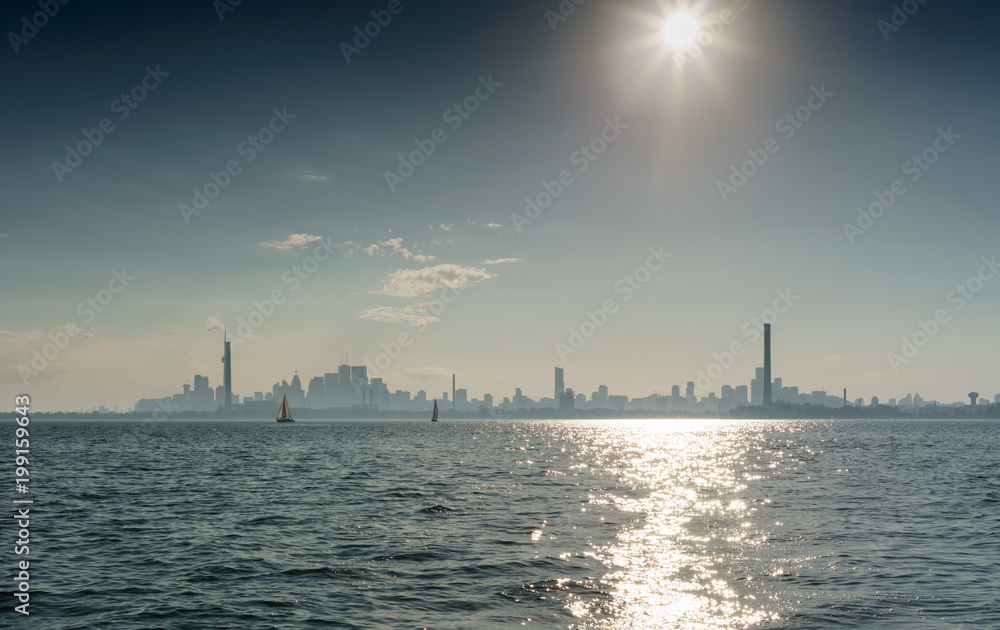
[662,12,701,50]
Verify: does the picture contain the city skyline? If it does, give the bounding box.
[118,327,996,416]
[3,1,999,411]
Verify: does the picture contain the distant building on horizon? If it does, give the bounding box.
[751,368,765,406]
[307,376,325,409]
[554,367,565,406]
[222,332,232,410]
[763,324,772,406]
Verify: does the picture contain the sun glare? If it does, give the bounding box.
[662,12,700,50]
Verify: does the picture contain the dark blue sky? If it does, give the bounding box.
[3,0,999,410]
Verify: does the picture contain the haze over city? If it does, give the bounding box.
[3,0,998,412]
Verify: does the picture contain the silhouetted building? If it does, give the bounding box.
[555,367,565,405]
[289,372,305,407]
[513,388,526,409]
[323,372,338,406]
[221,331,232,410]
[735,385,749,406]
[338,363,352,405]
[370,378,389,408]
[751,368,764,406]
[455,388,468,410]
[308,376,325,408]
[721,385,734,407]
[350,366,368,403]
[559,388,574,411]
[763,324,772,406]
[192,374,213,411]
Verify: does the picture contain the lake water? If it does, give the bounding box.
[21,419,1000,629]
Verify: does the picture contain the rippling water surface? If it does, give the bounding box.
[24,419,1000,628]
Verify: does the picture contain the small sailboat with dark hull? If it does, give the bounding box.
[276,395,294,423]
[431,399,438,422]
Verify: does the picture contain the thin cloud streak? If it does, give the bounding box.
[260,234,325,250]
[371,264,496,298]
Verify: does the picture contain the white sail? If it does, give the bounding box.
[277,395,292,421]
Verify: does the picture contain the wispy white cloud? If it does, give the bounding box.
[54,323,97,340]
[342,237,435,262]
[438,223,453,232]
[359,303,441,327]
[288,167,328,182]
[485,223,503,230]
[372,264,496,298]
[484,258,525,265]
[0,329,32,340]
[260,234,324,250]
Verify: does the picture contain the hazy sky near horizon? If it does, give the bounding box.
[2,0,999,411]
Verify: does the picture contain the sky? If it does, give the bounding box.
[2,0,999,411]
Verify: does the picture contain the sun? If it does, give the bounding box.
[662,12,701,50]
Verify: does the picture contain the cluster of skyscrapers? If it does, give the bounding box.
[134,325,995,414]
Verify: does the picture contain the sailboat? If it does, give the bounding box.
[276,395,294,423]
[431,399,438,422]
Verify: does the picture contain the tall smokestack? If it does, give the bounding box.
[222,329,232,410]
[763,324,772,406]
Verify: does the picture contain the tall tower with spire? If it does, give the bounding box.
[222,329,232,410]
[763,324,772,407]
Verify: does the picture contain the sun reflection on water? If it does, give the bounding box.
[562,420,776,629]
